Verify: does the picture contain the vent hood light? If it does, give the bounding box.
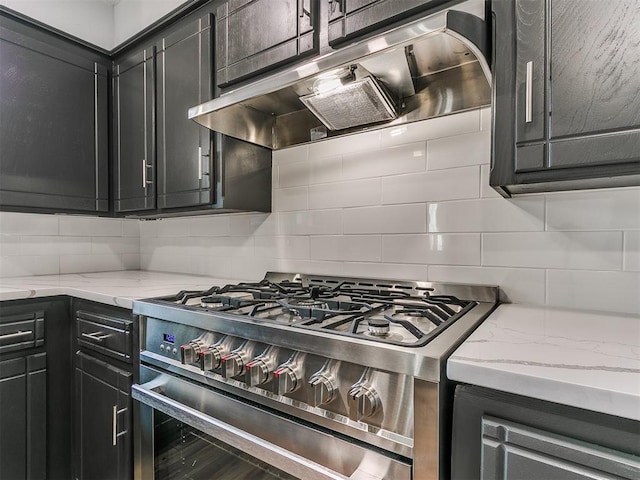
[189,0,491,150]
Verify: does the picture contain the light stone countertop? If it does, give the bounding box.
[447,303,640,421]
[0,271,243,309]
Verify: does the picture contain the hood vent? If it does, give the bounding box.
[189,0,491,150]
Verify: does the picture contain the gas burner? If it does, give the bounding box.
[201,297,224,308]
[367,318,390,337]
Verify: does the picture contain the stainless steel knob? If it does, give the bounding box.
[348,383,380,422]
[180,340,204,365]
[274,365,298,396]
[245,359,271,387]
[199,341,227,371]
[221,352,246,378]
[308,373,336,407]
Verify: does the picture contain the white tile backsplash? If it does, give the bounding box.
[3,109,639,315]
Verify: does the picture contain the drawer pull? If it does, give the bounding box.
[113,405,128,446]
[81,331,111,342]
[0,330,33,342]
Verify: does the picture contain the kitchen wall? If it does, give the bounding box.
[0,213,140,276]
[139,107,640,315]
[113,0,188,47]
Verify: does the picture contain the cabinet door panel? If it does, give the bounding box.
[113,50,156,212]
[157,16,212,209]
[550,1,640,138]
[0,359,26,480]
[0,26,108,212]
[515,0,546,144]
[216,0,317,86]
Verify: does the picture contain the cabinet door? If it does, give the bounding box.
[0,354,47,480]
[113,48,156,213]
[328,0,446,45]
[75,352,132,480]
[216,0,317,87]
[156,15,213,209]
[0,17,109,212]
[548,0,640,170]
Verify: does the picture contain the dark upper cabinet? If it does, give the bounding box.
[156,15,213,209]
[215,0,317,87]
[113,47,156,213]
[0,14,109,213]
[490,0,640,196]
[327,0,447,45]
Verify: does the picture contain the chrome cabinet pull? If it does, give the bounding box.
[142,160,153,188]
[198,146,203,180]
[525,61,533,123]
[0,330,32,342]
[112,405,127,446]
[81,331,111,342]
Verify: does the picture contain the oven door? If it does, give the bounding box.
[132,365,411,480]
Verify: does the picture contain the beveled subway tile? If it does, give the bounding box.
[273,185,308,212]
[60,254,125,274]
[254,236,310,259]
[379,109,480,147]
[154,217,192,237]
[0,255,60,277]
[483,231,623,270]
[188,215,231,236]
[343,204,427,234]
[428,265,545,304]
[0,212,58,236]
[309,129,381,158]
[382,166,480,204]
[342,142,426,180]
[310,235,381,262]
[546,187,640,231]
[279,210,343,235]
[623,231,640,272]
[308,178,381,209]
[480,164,502,198]
[278,158,311,188]
[547,270,640,315]
[59,216,123,237]
[340,262,428,282]
[229,213,276,236]
[309,154,343,185]
[91,237,140,255]
[427,130,490,170]
[428,197,544,232]
[382,234,480,265]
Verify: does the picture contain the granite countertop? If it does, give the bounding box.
[0,271,241,309]
[447,303,640,421]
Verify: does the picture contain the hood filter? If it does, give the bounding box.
[299,76,397,131]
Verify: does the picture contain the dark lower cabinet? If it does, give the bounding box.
[0,13,110,213]
[156,14,213,209]
[490,0,640,195]
[0,297,71,480]
[75,352,133,480]
[0,354,46,480]
[451,385,640,480]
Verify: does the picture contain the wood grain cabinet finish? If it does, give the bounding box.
[490,0,640,195]
[215,0,318,87]
[327,0,447,45]
[156,14,213,209]
[113,47,156,213]
[0,15,109,213]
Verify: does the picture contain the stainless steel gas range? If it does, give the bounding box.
[132,273,498,480]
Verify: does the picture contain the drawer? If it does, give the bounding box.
[0,311,45,354]
[76,311,133,363]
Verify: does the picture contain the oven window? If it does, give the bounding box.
[154,411,299,480]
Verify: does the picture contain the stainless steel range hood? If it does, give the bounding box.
[189,0,491,150]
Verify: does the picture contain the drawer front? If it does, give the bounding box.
[76,311,132,363]
[0,311,45,354]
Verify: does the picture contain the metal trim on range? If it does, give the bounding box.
[132,366,411,480]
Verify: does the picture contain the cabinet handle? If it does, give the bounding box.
[329,0,342,14]
[525,61,533,123]
[81,331,111,342]
[0,330,32,342]
[198,147,203,180]
[142,160,153,189]
[112,405,128,446]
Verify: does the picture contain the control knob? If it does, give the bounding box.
[180,340,205,365]
[274,364,299,396]
[199,339,228,371]
[245,358,272,387]
[348,382,380,422]
[308,372,336,407]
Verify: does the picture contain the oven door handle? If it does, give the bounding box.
[132,382,351,480]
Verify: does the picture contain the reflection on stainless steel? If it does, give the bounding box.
[188,0,490,149]
[133,272,498,480]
